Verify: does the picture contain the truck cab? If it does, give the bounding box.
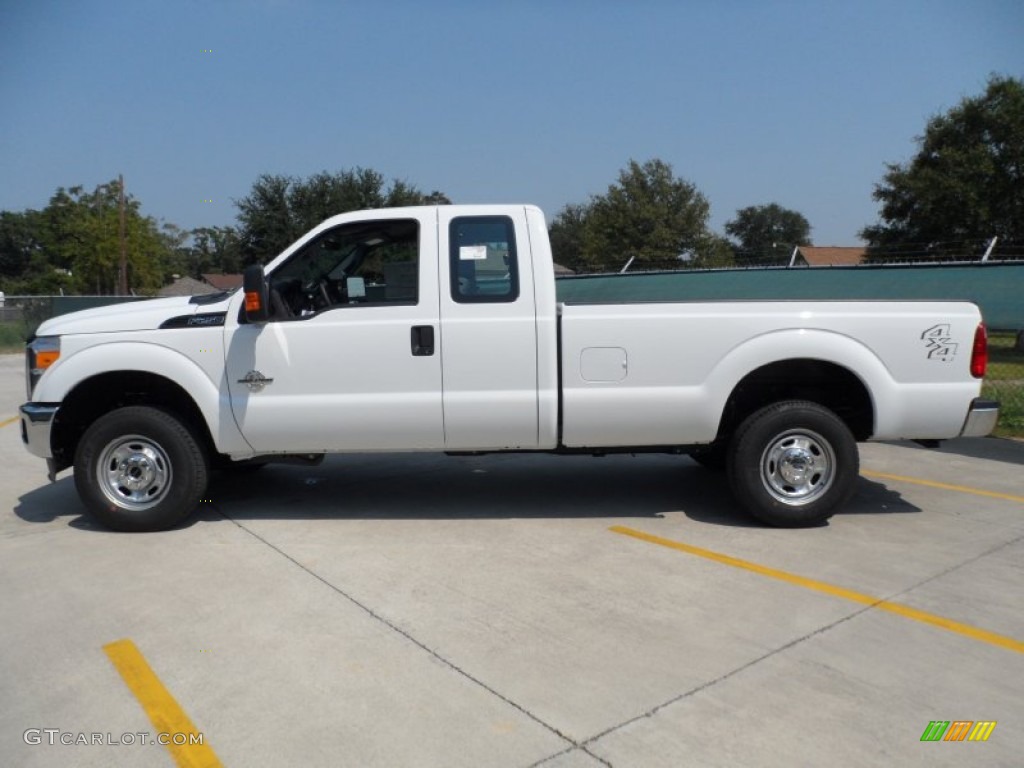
[224,205,558,454]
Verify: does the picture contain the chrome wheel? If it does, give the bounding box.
[97,434,173,511]
[759,429,835,506]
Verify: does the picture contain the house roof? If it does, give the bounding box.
[796,247,867,267]
[158,276,219,297]
[201,273,244,290]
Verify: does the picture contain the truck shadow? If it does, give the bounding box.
[204,453,693,523]
[204,453,920,528]
[12,475,105,530]
[14,454,920,531]
[883,436,1024,467]
[679,476,920,526]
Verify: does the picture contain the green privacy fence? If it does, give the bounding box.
[556,262,1023,331]
[558,262,1024,436]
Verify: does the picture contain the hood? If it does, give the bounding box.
[35,296,229,336]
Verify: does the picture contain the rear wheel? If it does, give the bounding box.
[74,406,208,532]
[727,400,858,527]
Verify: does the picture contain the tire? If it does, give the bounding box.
[74,406,209,532]
[726,400,858,527]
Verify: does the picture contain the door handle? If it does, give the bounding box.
[411,325,435,356]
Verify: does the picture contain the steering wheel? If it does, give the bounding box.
[300,278,333,311]
[317,279,332,307]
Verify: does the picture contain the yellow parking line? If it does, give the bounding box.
[861,470,1024,504]
[103,639,222,768]
[0,416,18,429]
[609,526,1024,655]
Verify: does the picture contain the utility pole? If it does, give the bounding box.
[118,174,128,294]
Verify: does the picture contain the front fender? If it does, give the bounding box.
[34,340,250,455]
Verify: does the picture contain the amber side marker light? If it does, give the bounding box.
[244,291,262,312]
[970,323,988,379]
[34,349,60,369]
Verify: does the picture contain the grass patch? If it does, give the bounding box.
[987,331,1024,380]
[985,332,1023,437]
[985,381,1024,437]
[0,323,30,354]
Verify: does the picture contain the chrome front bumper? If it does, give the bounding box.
[20,403,59,459]
[960,398,1000,437]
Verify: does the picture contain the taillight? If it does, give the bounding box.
[970,323,987,378]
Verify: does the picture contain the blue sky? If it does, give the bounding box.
[1,1,1021,246]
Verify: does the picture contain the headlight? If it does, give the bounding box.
[26,336,60,399]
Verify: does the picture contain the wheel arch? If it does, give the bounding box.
[39,342,250,471]
[51,370,216,473]
[705,330,889,444]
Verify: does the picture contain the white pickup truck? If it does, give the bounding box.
[20,205,999,531]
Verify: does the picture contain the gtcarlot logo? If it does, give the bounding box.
[920,720,997,742]
[23,729,205,747]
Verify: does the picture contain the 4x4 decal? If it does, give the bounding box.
[921,324,958,361]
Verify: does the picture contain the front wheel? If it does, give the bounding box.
[727,400,858,527]
[74,406,209,532]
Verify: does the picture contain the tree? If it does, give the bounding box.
[550,158,722,271]
[0,210,43,280]
[725,203,811,263]
[0,181,173,294]
[861,75,1024,254]
[40,182,169,294]
[180,226,243,278]
[548,203,590,267]
[0,209,74,294]
[235,168,450,265]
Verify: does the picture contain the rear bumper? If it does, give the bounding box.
[960,398,1000,437]
[20,403,59,459]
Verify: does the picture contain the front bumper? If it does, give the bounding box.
[20,403,59,459]
[960,398,1000,437]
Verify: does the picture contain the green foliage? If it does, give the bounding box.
[549,159,725,271]
[548,203,589,267]
[235,168,451,265]
[47,182,171,294]
[172,226,243,280]
[985,331,1024,436]
[725,203,811,263]
[0,181,175,295]
[862,75,1024,253]
[0,321,30,351]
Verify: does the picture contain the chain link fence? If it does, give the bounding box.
[556,239,1024,275]
[0,295,147,348]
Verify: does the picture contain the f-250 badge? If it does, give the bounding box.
[921,324,958,362]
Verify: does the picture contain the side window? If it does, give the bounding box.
[268,219,419,319]
[450,216,519,303]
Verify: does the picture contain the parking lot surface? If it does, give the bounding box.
[1,352,1021,767]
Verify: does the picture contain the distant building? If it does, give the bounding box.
[792,247,867,267]
[158,273,243,297]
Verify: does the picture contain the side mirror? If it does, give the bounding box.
[243,264,269,323]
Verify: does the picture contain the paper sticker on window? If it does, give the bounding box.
[459,245,487,261]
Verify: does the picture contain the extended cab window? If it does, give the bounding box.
[268,219,418,319]
[450,216,518,303]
